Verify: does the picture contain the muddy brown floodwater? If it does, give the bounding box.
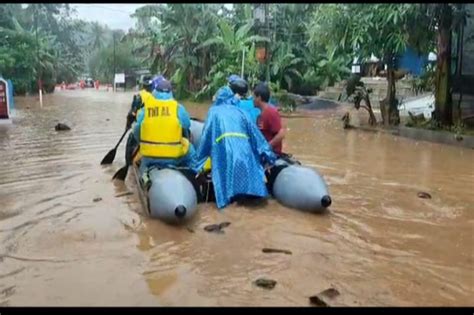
[0,89,473,306]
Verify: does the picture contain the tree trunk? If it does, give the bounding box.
[201,49,209,90]
[434,4,453,126]
[380,54,400,126]
[362,91,377,126]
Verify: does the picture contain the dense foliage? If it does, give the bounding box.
[0,3,467,126]
[0,4,87,94]
[122,3,355,99]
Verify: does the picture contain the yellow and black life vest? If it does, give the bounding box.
[138,89,153,107]
[139,97,189,159]
[203,158,212,172]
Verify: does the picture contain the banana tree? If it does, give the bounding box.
[314,48,351,88]
[270,43,304,91]
[148,4,221,96]
[195,19,270,99]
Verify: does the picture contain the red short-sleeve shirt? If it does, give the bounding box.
[257,105,283,154]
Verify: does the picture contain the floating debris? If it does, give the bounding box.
[0,286,16,298]
[417,192,431,199]
[319,288,340,299]
[218,221,231,229]
[262,248,292,255]
[309,295,329,307]
[204,224,224,234]
[114,191,134,198]
[55,123,71,131]
[204,222,231,234]
[93,197,102,202]
[341,112,353,129]
[254,278,277,290]
[309,287,340,307]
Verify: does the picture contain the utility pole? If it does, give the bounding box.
[113,32,116,92]
[35,5,42,107]
[265,3,270,83]
[241,48,245,78]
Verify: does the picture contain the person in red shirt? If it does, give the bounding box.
[253,82,285,155]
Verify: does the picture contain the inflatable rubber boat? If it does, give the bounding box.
[189,118,331,213]
[131,162,200,224]
[190,118,204,148]
[127,133,201,224]
[265,158,331,213]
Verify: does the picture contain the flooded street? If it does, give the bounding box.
[0,89,472,306]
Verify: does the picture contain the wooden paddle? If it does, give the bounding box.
[100,127,130,165]
[112,146,139,181]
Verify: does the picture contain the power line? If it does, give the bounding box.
[74,4,135,15]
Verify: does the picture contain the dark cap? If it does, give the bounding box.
[155,79,172,92]
[229,78,248,96]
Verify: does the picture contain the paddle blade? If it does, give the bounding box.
[191,117,204,122]
[112,165,129,181]
[101,148,117,165]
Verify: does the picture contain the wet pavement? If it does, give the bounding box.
[0,88,472,306]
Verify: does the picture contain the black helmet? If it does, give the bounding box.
[141,75,153,89]
[229,78,248,96]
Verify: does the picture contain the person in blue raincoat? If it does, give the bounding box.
[212,75,261,124]
[193,78,277,209]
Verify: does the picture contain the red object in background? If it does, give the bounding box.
[80,80,85,89]
[256,47,266,63]
[95,80,100,90]
[0,81,9,119]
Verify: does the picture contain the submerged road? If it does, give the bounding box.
[0,88,472,306]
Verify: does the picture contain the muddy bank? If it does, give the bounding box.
[350,125,474,149]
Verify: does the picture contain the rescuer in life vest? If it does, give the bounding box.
[126,75,154,130]
[124,76,154,169]
[132,79,196,174]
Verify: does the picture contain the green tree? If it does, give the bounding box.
[129,4,222,98]
[88,36,139,83]
[308,4,425,126]
[414,3,467,126]
[195,18,270,99]
[0,3,88,93]
[89,22,107,50]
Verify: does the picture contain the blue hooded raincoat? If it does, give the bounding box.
[194,87,276,209]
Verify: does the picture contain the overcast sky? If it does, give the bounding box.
[71,4,234,31]
[71,4,146,31]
